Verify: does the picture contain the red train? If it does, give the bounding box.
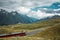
[0,32,26,38]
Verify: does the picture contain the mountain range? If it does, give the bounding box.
[0,9,37,25]
[0,2,60,25]
[0,9,60,25]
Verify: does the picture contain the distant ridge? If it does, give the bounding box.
[37,15,60,22]
[0,9,37,25]
[0,8,60,25]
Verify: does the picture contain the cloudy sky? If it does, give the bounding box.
[0,0,60,10]
[0,0,60,19]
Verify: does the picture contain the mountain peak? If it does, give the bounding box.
[0,9,38,25]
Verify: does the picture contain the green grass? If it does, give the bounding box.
[0,36,50,40]
[32,23,60,40]
[0,18,60,40]
[0,18,60,33]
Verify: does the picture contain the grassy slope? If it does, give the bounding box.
[0,18,60,40]
[32,23,60,40]
[32,20,60,40]
[0,18,60,34]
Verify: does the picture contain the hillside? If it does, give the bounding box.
[32,23,60,40]
[0,17,59,40]
[0,17,59,33]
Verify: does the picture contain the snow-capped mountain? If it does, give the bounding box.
[0,9,37,25]
[0,2,60,25]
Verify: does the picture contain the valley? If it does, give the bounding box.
[0,18,60,40]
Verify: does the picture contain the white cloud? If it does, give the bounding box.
[0,0,60,10]
[27,10,55,19]
[22,1,34,7]
[57,14,60,16]
[53,8,60,11]
[0,0,60,19]
[16,7,30,14]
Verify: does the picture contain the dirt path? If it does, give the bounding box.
[0,23,60,38]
